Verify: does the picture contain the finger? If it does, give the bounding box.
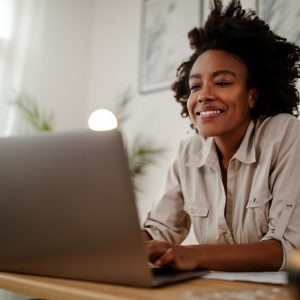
[155,248,176,266]
[145,243,169,263]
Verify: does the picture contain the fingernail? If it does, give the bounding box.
[156,260,162,266]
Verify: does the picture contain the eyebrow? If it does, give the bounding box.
[189,70,237,81]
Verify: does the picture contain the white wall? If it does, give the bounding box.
[19,0,93,132]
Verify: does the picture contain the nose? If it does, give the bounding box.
[196,83,215,103]
[197,93,215,103]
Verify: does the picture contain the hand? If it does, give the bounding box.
[145,240,199,270]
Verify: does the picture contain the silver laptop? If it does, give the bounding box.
[0,129,206,287]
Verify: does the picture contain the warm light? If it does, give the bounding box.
[88,109,118,131]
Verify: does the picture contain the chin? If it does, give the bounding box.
[197,127,220,138]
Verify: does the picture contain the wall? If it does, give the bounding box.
[17,0,93,133]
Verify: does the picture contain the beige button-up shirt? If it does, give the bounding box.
[143,114,300,270]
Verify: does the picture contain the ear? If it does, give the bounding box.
[248,88,258,108]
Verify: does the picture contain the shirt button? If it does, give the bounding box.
[253,198,257,203]
[286,203,293,208]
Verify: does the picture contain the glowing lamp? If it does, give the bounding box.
[88,109,117,131]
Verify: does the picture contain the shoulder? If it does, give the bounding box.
[177,134,209,163]
[178,134,206,152]
[255,113,300,141]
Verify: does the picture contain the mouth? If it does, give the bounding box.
[195,109,223,117]
[194,105,225,122]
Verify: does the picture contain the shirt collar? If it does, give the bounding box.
[184,120,256,168]
[184,136,219,168]
[232,120,256,164]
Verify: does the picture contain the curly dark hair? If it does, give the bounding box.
[171,0,300,120]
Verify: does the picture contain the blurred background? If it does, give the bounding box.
[0,0,299,298]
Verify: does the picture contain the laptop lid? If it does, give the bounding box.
[0,129,205,287]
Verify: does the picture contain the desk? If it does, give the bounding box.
[0,272,294,300]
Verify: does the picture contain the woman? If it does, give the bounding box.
[143,0,300,271]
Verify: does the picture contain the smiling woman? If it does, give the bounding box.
[187,50,255,142]
[143,0,300,272]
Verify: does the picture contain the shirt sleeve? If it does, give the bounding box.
[261,117,300,270]
[143,149,191,244]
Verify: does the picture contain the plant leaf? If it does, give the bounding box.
[128,134,166,178]
[112,87,134,126]
[10,94,53,132]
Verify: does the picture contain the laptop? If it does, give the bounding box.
[0,129,206,287]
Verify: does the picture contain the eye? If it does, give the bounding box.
[215,81,232,87]
[189,83,201,92]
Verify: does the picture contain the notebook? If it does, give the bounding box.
[0,129,206,287]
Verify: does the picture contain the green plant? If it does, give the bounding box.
[10,94,53,132]
[128,134,165,177]
[112,87,133,126]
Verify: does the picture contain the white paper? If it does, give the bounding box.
[203,271,288,285]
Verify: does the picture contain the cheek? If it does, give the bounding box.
[186,96,195,116]
[238,92,253,112]
[227,90,252,111]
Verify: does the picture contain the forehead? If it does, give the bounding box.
[190,50,248,79]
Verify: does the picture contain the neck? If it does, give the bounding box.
[213,120,251,170]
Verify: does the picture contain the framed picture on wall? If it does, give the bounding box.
[139,0,203,94]
[256,0,300,46]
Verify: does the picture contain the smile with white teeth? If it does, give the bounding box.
[196,110,222,116]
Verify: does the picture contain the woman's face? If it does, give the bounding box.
[187,50,256,139]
